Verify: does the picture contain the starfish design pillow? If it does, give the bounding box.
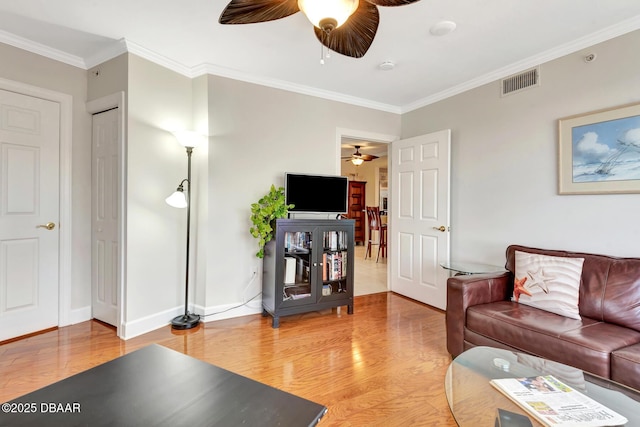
[512,251,585,319]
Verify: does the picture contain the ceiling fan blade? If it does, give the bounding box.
[345,155,378,162]
[219,0,300,25]
[314,2,379,58]
[364,0,421,6]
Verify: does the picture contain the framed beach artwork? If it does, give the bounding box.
[558,102,640,194]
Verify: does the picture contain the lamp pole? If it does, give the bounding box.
[171,145,200,329]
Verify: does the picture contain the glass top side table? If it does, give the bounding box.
[440,261,505,275]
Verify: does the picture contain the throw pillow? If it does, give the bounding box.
[512,251,584,320]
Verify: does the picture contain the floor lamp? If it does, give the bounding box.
[165,130,202,330]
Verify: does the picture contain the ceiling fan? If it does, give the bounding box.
[218,0,422,59]
[343,145,378,165]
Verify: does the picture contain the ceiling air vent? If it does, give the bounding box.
[501,67,540,96]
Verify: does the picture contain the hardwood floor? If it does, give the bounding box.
[0,293,457,426]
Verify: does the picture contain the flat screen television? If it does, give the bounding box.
[285,173,348,214]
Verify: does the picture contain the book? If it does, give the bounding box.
[322,253,327,281]
[490,375,628,427]
[341,250,348,279]
[284,257,296,284]
[332,253,341,280]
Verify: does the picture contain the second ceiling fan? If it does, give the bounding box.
[344,145,378,165]
[219,0,422,58]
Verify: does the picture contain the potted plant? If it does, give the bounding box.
[250,185,294,258]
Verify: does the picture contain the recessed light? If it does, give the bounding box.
[378,61,395,71]
[430,20,456,37]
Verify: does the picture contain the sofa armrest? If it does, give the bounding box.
[446,271,512,357]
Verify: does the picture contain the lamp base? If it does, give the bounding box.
[171,313,201,330]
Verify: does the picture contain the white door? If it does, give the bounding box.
[0,89,60,341]
[91,108,119,326]
[390,130,451,309]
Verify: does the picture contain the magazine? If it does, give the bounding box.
[490,375,628,427]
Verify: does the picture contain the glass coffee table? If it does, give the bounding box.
[445,346,640,426]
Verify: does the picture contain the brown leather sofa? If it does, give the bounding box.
[446,244,640,391]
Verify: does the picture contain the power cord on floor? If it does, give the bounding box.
[201,271,262,318]
[200,292,262,317]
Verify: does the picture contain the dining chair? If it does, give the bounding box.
[365,206,387,262]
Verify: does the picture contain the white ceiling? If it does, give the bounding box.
[1,1,639,113]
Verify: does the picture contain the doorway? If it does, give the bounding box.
[337,129,397,296]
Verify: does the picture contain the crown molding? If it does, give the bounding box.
[0,28,401,113]
[0,29,86,69]
[84,39,128,69]
[191,63,402,114]
[123,39,194,77]
[401,14,640,113]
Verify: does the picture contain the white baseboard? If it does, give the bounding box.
[120,306,183,340]
[69,306,92,325]
[120,299,264,340]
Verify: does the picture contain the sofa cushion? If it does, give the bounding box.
[602,261,640,332]
[513,251,584,319]
[466,301,640,378]
[611,343,640,391]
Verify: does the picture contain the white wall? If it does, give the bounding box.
[402,29,640,264]
[205,75,401,313]
[125,54,194,328]
[192,75,210,313]
[82,55,400,334]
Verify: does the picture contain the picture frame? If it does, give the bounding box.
[558,102,640,194]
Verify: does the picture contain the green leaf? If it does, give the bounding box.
[249,185,291,259]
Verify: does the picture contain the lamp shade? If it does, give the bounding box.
[172,130,205,149]
[298,0,359,29]
[166,188,188,208]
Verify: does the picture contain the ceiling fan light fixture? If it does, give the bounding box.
[351,157,364,166]
[298,0,359,32]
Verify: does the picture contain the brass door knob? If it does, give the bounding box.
[433,226,447,232]
[37,222,56,230]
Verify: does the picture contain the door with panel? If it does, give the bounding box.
[389,130,451,310]
[0,89,60,341]
[92,108,120,327]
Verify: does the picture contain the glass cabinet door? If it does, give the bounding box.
[282,230,313,304]
[319,229,350,300]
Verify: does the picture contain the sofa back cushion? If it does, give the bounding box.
[603,261,640,331]
[506,245,640,332]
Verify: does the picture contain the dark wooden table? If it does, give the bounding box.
[1,344,327,427]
